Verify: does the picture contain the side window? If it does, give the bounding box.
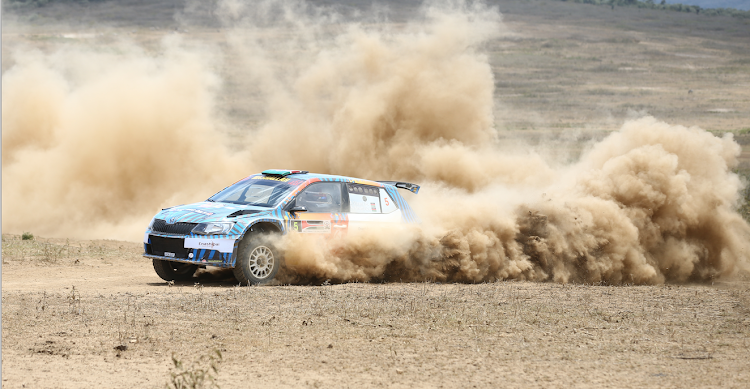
[347,184,381,214]
[379,188,399,214]
[295,182,343,213]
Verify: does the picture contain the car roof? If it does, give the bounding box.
[259,171,386,187]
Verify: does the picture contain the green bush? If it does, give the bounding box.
[560,0,750,18]
[21,232,34,241]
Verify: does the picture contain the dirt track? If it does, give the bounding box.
[2,236,749,388]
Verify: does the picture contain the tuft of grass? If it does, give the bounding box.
[167,349,223,389]
[22,232,34,241]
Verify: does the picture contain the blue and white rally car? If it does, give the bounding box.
[144,170,420,285]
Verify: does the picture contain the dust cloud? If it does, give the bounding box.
[2,39,247,238]
[277,116,750,285]
[3,0,748,284]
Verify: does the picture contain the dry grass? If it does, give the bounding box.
[2,235,750,388]
[1,234,140,264]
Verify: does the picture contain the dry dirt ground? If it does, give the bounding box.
[2,235,750,388]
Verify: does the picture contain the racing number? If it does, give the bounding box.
[293,221,301,232]
[384,198,390,206]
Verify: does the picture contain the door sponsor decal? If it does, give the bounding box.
[292,220,335,233]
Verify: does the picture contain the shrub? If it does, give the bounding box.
[166,350,223,389]
[560,0,750,18]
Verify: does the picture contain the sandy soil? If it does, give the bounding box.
[2,235,750,388]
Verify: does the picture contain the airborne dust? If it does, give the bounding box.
[3,0,749,284]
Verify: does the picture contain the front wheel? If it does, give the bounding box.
[233,232,280,285]
[153,259,198,281]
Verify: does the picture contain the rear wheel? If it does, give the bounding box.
[153,259,198,281]
[233,230,280,285]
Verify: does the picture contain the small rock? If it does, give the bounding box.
[327,344,333,349]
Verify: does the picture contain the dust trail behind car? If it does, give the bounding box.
[277,116,750,284]
[2,0,748,284]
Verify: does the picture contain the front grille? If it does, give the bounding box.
[147,236,190,259]
[152,219,198,235]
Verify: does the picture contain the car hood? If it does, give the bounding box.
[154,202,273,224]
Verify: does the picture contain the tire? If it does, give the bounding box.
[233,231,281,285]
[153,258,198,282]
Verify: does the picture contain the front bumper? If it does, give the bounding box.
[143,232,240,268]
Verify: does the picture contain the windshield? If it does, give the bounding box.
[208,176,304,207]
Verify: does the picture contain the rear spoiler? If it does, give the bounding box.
[377,181,420,194]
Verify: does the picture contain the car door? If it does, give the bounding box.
[346,183,402,232]
[289,182,348,235]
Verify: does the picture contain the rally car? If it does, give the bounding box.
[143,170,420,285]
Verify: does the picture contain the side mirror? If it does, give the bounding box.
[288,205,307,213]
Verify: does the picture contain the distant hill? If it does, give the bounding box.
[664,0,750,11]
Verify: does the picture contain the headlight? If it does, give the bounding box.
[147,218,155,230]
[192,222,235,235]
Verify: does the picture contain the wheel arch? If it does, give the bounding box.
[229,220,283,268]
[245,220,283,236]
